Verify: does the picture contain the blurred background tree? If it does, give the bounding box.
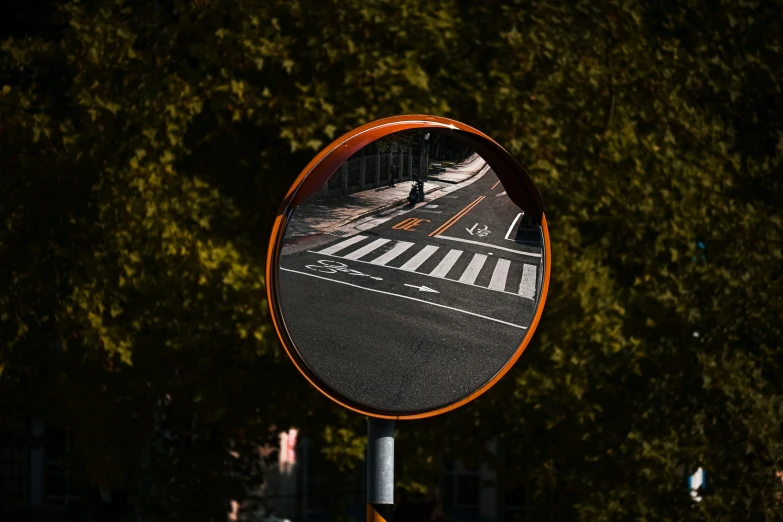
[1,0,782,521]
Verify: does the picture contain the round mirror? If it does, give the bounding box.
[266,116,550,418]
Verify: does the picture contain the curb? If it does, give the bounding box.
[330,185,442,230]
[428,161,490,184]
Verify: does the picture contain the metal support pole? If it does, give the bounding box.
[367,417,394,521]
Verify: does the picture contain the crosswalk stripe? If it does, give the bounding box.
[518,264,537,299]
[399,245,439,271]
[369,241,415,266]
[317,235,368,255]
[430,249,463,278]
[488,259,511,291]
[458,254,488,284]
[342,238,391,260]
[311,235,540,298]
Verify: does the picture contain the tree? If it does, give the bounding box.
[396,1,783,520]
[2,0,782,520]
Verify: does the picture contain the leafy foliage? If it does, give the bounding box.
[2,0,782,520]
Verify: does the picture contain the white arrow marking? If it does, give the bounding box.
[404,284,440,293]
[465,223,478,235]
[282,268,526,329]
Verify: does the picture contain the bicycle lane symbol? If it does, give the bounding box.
[304,260,383,281]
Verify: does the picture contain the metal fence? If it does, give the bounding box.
[315,143,426,201]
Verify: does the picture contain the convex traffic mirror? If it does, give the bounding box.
[266,116,550,419]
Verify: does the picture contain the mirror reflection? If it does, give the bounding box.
[277,129,545,413]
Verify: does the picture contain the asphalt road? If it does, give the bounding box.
[277,170,546,414]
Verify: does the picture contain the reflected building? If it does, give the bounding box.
[311,131,476,203]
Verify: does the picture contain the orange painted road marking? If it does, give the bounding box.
[491,180,501,190]
[429,196,485,237]
[392,217,431,231]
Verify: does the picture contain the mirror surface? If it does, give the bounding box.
[277,129,545,414]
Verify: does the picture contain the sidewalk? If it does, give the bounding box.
[286,182,442,238]
[427,153,487,184]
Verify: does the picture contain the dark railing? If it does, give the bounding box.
[315,144,428,201]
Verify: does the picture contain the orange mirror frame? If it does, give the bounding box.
[266,115,551,419]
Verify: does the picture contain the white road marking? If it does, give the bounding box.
[399,245,439,271]
[369,241,414,266]
[307,249,534,299]
[281,268,527,329]
[518,263,537,299]
[404,284,439,293]
[436,234,542,258]
[496,191,507,197]
[317,235,368,255]
[488,259,511,291]
[342,238,391,260]
[466,224,490,237]
[458,254,488,284]
[430,249,463,278]
[505,213,523,240]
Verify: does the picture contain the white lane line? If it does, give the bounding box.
[317,235,368,255]
[280,268,527,329]
[458,254,487,284]
[430,249,463,278]
[306,250,533,299]
[342,238,391,260]
[369,241,414,266]
[399,245,440,271]
[518,263,537,299]
[488,259,511,292]
[505,212,523,240]
[437,234,542,258]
